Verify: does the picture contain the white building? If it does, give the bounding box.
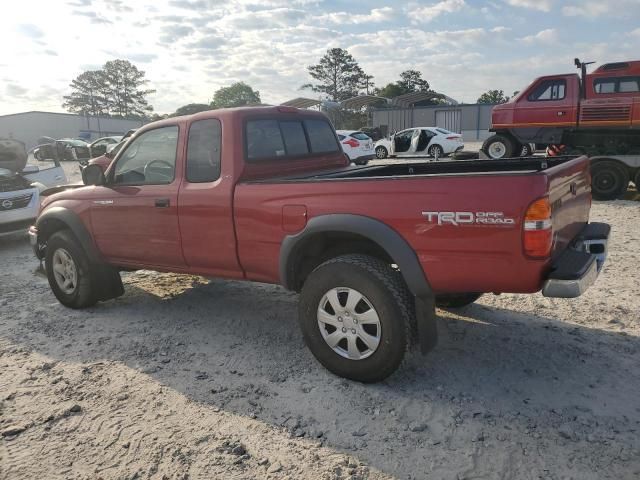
[0,111,144,149]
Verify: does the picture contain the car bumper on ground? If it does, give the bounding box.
[542,222,610,298]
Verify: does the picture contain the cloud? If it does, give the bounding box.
[407,0,466,21]
[71,10,114,24]
[159,24,196,43]
[320,7,397,25]
[17,24,44,39]
[504,0,553,12]
[520,28,558,45]
[125,53,159,63]
[6,84,29,97]
[562,2,612,17]
[220,8,308,30]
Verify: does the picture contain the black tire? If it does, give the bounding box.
[45,230,98,309]
[635,170,640,192]
[435,293,482,308]
[375,146,388,159]
[591,160,630,200]
[298,254,414,383]
[428,144,444,158]
[482,134,516,159]
[520,143,533,156]
[355,159,369,166]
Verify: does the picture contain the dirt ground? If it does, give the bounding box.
[1,161,639,480]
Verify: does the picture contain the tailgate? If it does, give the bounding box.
[546,156,591,259]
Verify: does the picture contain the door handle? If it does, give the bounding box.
[557,111,566,116]
[155,198,170,208]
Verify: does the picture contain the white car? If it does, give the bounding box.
[374,127,464,159]
[1,140,67,237]
[336,130,375,165]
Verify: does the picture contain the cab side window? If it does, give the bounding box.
[528,79,566,101]
[113,126,179,185]
[186,119,222,183]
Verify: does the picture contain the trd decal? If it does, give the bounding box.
[422,211,516,226]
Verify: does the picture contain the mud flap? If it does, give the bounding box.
[91,264,124,302]
[415,295,438,354]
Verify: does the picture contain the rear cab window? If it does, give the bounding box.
[245,117,339,161]
[594,76,640,94]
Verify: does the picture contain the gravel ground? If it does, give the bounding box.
[0,162,639,479]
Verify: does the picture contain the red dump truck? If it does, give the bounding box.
[30,106,609,382]
[483,59,640,199]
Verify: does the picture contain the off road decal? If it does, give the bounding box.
[422,211,516,226]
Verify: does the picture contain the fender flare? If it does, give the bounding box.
[279,214,432,297]
[35,206,102,264]
[279,214,437,353]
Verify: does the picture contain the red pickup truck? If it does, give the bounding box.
[30,106,610,382]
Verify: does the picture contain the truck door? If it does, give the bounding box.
[177,118,242,278]
[513,75,578,129]
[89,125,185,267]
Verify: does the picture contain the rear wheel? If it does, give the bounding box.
[436,293,482,308]
[375,146,388,159]
[298,254,413,383]
[482,134,516,159]
[45,230,97,309]
[635,170,640,192]
[591,160,629,200]
[428,144,444,158]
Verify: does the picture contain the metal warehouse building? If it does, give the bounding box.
[0,111,143,149]
[371,103,496,141]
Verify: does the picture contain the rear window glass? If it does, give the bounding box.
[280,121,309,155]
[245,118,338,160]
[350,132,370,140]
[246,120,286,159]
[304,120,340,153]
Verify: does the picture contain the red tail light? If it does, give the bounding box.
[446,136,460,140]
[343,138,360,148]
[523,197,553,258]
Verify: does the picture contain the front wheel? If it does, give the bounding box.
[482,134,516,159]
[45,230,98,309]
[375,146,388,159]
[298,254,414,383]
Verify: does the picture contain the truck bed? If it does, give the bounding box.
[317,156,575,179]
[235,155,592,294]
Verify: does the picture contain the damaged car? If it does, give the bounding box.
[0,139,67,236]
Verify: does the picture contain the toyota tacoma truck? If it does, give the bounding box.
[29,106,610,382]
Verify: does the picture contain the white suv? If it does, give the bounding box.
[336,130,375,165]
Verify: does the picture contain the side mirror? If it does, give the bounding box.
[82,164,106,186]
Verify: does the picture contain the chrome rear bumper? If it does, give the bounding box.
[542,222,610,298]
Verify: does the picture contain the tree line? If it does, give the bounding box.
[62,49,510,121]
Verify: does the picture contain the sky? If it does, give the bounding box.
[1,0,639,116]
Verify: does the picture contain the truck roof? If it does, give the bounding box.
[593,60,640,75]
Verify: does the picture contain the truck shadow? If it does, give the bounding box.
[6,269,639,478]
